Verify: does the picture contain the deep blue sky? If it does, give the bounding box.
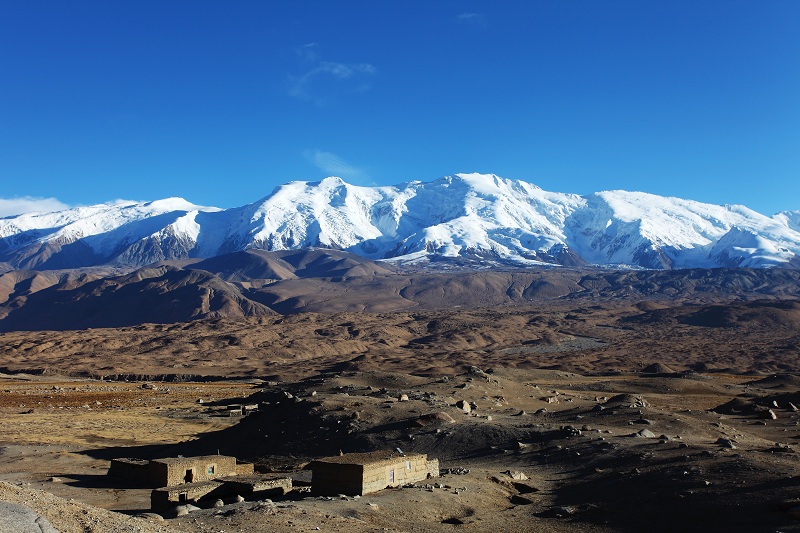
[1,1,798,216]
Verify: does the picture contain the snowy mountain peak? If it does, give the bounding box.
[1,174,798,270]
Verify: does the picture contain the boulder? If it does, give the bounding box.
[504,470,528,480]
[455,400,471,414]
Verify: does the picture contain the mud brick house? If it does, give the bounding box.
[109,455,249,488]
[310,451,438,496]
[109,454,291,510]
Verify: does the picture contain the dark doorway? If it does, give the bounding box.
[184,469,194,483]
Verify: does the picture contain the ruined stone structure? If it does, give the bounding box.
[150,475,291,510]
[310,451,437,496]
[150,480,224,510]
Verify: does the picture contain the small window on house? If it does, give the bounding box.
[389,469,395,483]
[207,465,215,475]
[179,492,187,503]
[406,460,411,470]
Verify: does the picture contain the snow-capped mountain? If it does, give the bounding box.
[2,173,799,270]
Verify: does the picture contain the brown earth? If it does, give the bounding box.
[1,295,800,531]
[1,298,799,379]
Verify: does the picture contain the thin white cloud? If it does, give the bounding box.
[288,45,376,105]
[295,42,319,63]
[457,12,485,25]
[0,196,70,217]
[303,150,367,182]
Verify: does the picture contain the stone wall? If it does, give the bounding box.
[426,459,440,478]
[108,458,168,488]
[153,455,239,487]
[150,480,224,511]
[235,462,255,476]
[220,475,292,497]
[361,455,429,495]
[310,463,363,496]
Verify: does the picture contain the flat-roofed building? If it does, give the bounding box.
[310,451,438,496]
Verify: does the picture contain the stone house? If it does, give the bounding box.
[310,451,438,496]
[109,455,249,488]
[109,454,291,510]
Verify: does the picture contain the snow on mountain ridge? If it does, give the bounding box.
[774,211,800,233]
[1,174,798,270]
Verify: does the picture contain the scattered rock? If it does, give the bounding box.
[606,394,649,409]
[504,470,528,480]
[541,506,577,518]
[762,409,778,420]
[455,400,471,414]
[631,429,656,438]
[174,504,200,516]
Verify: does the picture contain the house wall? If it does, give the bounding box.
[311,463,363,496]
[108,458,152,486]
[235,462,255,476]
[157,456,238,487]
[361,455,430,495]
[108,458,167,488]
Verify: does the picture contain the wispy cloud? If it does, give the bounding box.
[295,42,319,63]
[0,196,70,217]
[303,149,368,183]
[456,12,486,26]
[288,43,376,105]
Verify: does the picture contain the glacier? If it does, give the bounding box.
[1,173,799,270]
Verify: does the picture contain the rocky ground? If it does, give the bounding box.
[1,296,800,531]
[2,365,800,531]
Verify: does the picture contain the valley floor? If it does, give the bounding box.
[1,297,800,531]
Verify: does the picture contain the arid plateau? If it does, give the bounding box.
[2,261,800,532]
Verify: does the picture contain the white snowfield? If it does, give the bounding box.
[1,173,799,270]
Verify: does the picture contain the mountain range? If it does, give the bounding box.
[3,173,799,271]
